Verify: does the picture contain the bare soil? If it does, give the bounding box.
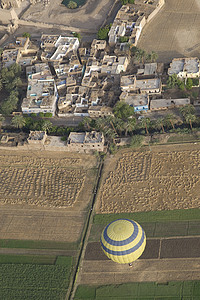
[22,0,117,32]
[138,0,200,62]
[96,144,200,214]
[0,149,98,242]
[79,238,200,285]
[84,237,200,261]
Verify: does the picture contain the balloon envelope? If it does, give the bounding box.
[100,219,146,264]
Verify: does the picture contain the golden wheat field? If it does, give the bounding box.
[96,144,200,213]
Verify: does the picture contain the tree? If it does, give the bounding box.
[113,117,125,136]
[150,51,158,62]
[113,102,135,120]
[178,81,185,91]
[82,117,92,131]
[123,118,136,136]
[121,0,128,4]
[104,128,117,144]
[155,118,165,133]
[105,115,118,136]
[67,0,77,9]
[165,114,177,129]
[72,32,82,41]
[95,117,106,132]
[186,78,193,90]
[185,113,196,130]
[164,113,177,129]
[5,77,22,92]
[130,46,138,56]
[41,120,53,133]
[119,36,129,43]
[97,24,111,40]
[0,91,19,115]
[179,104,195,117]
[140,117,150,135]
[11,115,26,129]
[135,48,146,64]
[130,134,144,148]
[0,115,5,133]
[167,74,179,88]
[22,32,31,38]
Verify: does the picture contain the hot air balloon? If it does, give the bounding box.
[100,219,146,264]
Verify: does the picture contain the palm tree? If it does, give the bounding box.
[123,118,136,136]
[155,118,165,133]
[164,113,177,129]
[41,120,53,133]
[11,115,26,129]
[106,115,118,136]
[185,113,196,130]
[82,117,92,131]
[179,105,195,118]
[0,115,5,133]
[114,118,125,136]
[135,48,146,64]
[151,51,158,62]
[105,128,117,144]
[95,117,106,132]
[140,117,150,135]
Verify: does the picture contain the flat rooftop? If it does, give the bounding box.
[136,78,161,90]
[150,98,190,109]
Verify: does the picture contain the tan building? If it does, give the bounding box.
[2,49,21,68]
[150,98,190,110]
[22,63,58,116]
[168,58,200,78]
[27,131,47,146]
[121,75,162,94]
[108,0,165,46]
[88,106,113,118]
[67,131,104,152]
[120,92,149,112]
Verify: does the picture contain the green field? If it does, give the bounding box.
[93,208,200,224]
[89,219,200,242]
[0,239,79,250]
[0,254,56,265]
[62,0,86,8]
[75,281,200,299]
[0,255,73,300]
[90,209,200,241]
[167,134,200,143]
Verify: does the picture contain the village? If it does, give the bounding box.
[0,0,200,299]
[0,0,200,153]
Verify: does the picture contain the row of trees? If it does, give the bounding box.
[167,74,199,91]
[0,64,22,115]
[132,47,158,63]
[9,115,73,137]
[80,104,198,144]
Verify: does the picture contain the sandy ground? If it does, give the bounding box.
[22,0,118,32]
[0,149,98,242]
[96,144,200,214]
[138,0,200,62]
[79,257,200,285]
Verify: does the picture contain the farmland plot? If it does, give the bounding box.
[96,145,200,213]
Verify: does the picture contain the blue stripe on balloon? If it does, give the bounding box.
[101,230,145,256]
[103,219,139,246]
